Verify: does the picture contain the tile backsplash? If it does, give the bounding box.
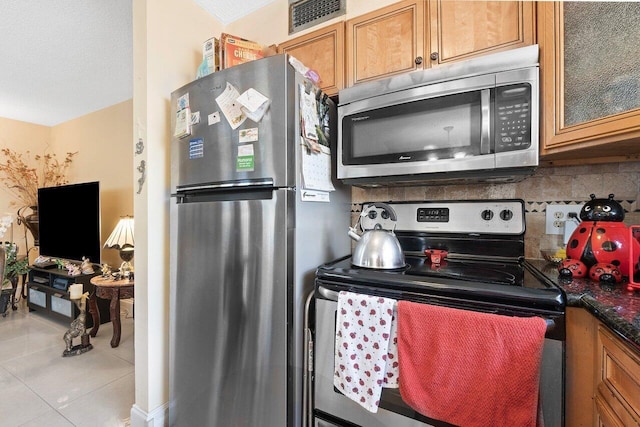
[351,161,640,260]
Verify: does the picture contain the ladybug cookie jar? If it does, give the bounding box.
[558,194,640,283]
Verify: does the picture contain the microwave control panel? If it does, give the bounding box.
[495,84,531,153]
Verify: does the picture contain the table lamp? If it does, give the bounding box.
[104,216,134,275]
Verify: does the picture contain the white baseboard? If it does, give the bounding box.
[130,403,168,427]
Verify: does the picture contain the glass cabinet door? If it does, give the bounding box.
[539,2,640,159]
[562,2,640,127]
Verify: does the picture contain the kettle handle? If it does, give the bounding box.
[367,202,398,221]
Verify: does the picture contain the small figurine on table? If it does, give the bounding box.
[101,263,112,278]
[81,257,95,274]
[65,262,82,276]
[62,291,93,357]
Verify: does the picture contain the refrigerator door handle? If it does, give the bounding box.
[303,290,315,427]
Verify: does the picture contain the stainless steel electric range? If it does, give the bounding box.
[312,200,565,427]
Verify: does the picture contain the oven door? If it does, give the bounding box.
[313,283,564,427]
[314,295,453,427]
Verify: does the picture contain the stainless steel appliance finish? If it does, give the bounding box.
[169,55,350,427]
[337,45,539,186]
[313,200,565,427]
[349,202,405,269]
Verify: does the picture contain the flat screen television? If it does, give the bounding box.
[37,181,101,264]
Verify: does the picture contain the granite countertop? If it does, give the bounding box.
[528,259,640,352]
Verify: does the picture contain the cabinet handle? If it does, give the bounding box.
[430,52,439,60]
[415,56,423,65]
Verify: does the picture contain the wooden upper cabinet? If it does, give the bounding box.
[346,0,425,86]
[345,1,533,87]
[538,2,640,163]
[278,22,345,96]
[429,1,534,65]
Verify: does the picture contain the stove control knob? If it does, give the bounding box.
[380,210,390,220]
[481,209,494,220]
[367,210,378,219]
[500,209,514,221]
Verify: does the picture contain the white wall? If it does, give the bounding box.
[132,0,222,424]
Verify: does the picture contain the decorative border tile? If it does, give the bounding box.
[355,199,639,214]
[526,199,638,213]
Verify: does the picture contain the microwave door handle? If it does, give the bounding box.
[480,89,491,154]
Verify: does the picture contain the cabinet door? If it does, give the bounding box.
[596,325,640,425]
[346,0,425,86]
[565,307,597,427]
[429,1,534,65]
[595,395,625,427]
[278,22,345,96]
[539,2,640,162]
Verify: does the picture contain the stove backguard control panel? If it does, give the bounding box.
[360,200,525,235]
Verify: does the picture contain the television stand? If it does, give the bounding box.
[26,265,110,327]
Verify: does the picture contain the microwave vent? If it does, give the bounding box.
[289,0,345,34]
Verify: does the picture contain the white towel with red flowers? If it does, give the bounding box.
[333,291,399,412]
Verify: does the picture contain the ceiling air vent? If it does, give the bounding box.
[289,0,345,34]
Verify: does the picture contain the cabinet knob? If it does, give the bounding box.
[430,52,439,60]
[415,56,423,65]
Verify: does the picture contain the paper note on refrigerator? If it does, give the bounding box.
[174,107,191,138]
[215,82,247,129]
[237,88,270,122]
[208,111,221,125]
[300,87,319,141]
[237,144,255,171]
[301,189,330,203]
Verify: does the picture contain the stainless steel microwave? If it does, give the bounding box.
[337,45,539,186]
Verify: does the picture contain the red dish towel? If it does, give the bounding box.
[397,301,547,427]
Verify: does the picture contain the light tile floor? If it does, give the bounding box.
[0,292,134,427]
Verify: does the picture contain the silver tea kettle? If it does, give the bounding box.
[348,203,406,269]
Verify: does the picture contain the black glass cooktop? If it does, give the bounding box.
[403,255,522,285]
[315,255,565,313]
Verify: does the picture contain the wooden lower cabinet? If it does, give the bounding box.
[595,326,640,425]
[566,308,640,426]
[595,395,625,427]
[566,307,598,427]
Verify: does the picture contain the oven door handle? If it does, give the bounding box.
[317,285,340,302]
[317,285,556,332]
[545,318,555,332]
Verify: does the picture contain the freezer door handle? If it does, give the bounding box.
[174,178,275,194]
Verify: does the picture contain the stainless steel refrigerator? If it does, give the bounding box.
[169,54,350,427]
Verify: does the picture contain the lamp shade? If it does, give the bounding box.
[104,216,134,250]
